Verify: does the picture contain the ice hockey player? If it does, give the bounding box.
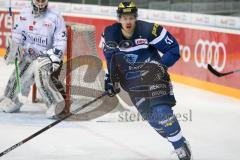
[102,1,192,160]
[0,0,67,118]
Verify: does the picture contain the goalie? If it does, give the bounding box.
[102,1,192,160]
[0,0,67,118]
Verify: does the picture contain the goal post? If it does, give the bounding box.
[32,23,104,111]
[31,22,138,122]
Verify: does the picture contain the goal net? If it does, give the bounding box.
[32,23,137,121]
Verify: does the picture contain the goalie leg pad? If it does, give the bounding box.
[0,97,22,113]
[45,100,65,118]
[34,57,65,118]
[2,55,34,108]
[50,61,66,99]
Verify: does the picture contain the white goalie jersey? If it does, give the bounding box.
[12,7,67,60]
[0,6,67,117]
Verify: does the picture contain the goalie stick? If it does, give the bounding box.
[8,0,20,92]
[207,64,240,77]
[0,91,108,157]
[8,0,26,101]
[15,53,21,94]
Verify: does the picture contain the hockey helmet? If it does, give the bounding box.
[117,1,138,18]
[32,0,48,14]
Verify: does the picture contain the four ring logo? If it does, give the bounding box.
[194,39,226,72]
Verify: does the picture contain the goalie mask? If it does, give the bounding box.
[32,0,48,14]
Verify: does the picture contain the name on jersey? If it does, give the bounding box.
[152,23,159,37]
[22,32,48,47]
[135,38,148,45]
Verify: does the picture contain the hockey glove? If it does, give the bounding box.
[104,73,120,97]
[42,48,63,73]
[141,60,168,82]
[37,56,60,74]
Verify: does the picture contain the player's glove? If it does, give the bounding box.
[141,60,168,82]
[104,73,120,97]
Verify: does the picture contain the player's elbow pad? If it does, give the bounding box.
[175,51,181,61]
[170,45,181,61]
[161,51,180,67]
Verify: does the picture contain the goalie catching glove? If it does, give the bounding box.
[38,48,63,73]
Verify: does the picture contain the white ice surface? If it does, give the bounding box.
[0,58,240,160]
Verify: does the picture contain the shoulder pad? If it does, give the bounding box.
[104,23,121,42]
[149,23,164,41]
[136,20,163,40]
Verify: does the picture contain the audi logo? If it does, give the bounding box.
[194,39,226,72]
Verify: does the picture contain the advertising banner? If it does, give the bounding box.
[0,11,14,51]
[167,26,240,89]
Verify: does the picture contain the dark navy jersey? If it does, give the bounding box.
[102,20,180,71]
[102,20,180,108]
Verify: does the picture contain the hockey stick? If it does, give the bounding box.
[8,0,20,93]
[207,64,240,77]
[15,57,21,93]
[9,0,12,16]
[8,0,27,101]
[0,91,108,157]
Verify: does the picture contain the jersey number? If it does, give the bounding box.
[165,36,174,45]
[62,31,66,38]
